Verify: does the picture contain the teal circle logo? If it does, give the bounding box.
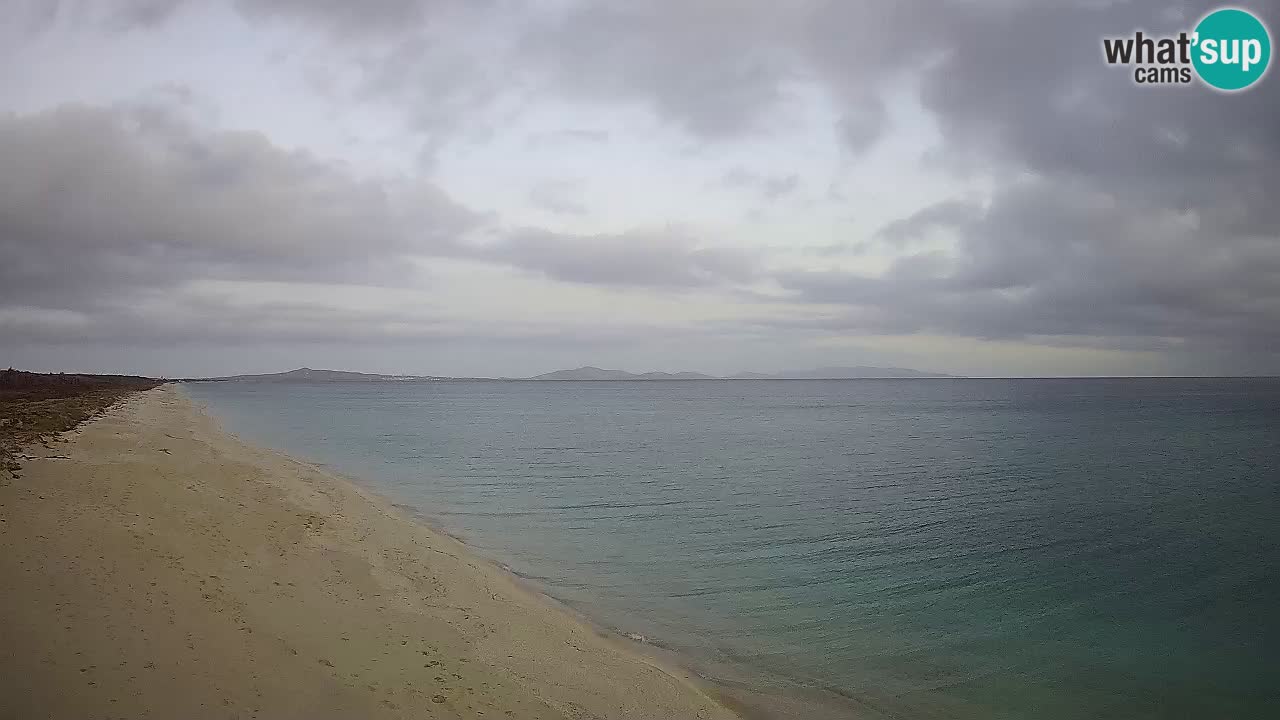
[1192,8,1271,91]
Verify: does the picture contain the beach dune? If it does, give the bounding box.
[0,386,738,720]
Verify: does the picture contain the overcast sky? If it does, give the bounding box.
[2,0,1278,377]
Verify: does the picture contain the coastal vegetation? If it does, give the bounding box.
[0,369,161,475]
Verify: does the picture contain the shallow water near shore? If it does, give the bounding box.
[184,378,1280,719]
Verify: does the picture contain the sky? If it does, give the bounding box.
[2,0,1278,378]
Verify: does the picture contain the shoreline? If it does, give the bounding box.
[178,387,873,720]
[178,385,879,720]
[179,390,753,714]
[0,385,743,719]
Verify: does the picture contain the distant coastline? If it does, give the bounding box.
[185,365,959,383]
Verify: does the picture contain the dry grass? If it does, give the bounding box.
[0,369,163,475]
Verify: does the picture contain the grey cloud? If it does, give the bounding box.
[527,180,588,216]
[519,0,1280,224]
[836,99,886,156]
[899,0,1279,237]
[110,0,188,28]
[521,2,799,138]
[720,168,800,200]
[4,299,475,348]
[0,286,761,359]
[876,200,983,245]
[233,0,441,35]
[598,0,1280,364]
[890,0,1280,358]
[780,180,1280,357]
[0,298,449,346]
[37,2,815,142]
[7,0,175,31]
[23,2,931,152]
[35,0,455,35]
[0,103,479,314]
[526,129,611,146]
[521,1,938,146]
[472,228,757,289]
[0,103,762,347]
[9,1,1280,371]
[52,2,1278,178]
[760,175,799,200]
[23,1,518,149]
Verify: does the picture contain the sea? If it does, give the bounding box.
[182,378,1280,719]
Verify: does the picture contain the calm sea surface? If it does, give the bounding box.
[183,379,1280,719]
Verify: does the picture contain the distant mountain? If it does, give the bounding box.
[529,367,720,381]
[527,365,955,380]
[770,366,954,379]
[637,371,717,380]
[196,367,435,382]
[529,366,645,381]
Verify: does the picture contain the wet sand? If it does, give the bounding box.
[0,385,739,720]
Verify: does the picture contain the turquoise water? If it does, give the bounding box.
[183,379,1280,718]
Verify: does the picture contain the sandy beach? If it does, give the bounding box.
[0,385,739,720]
